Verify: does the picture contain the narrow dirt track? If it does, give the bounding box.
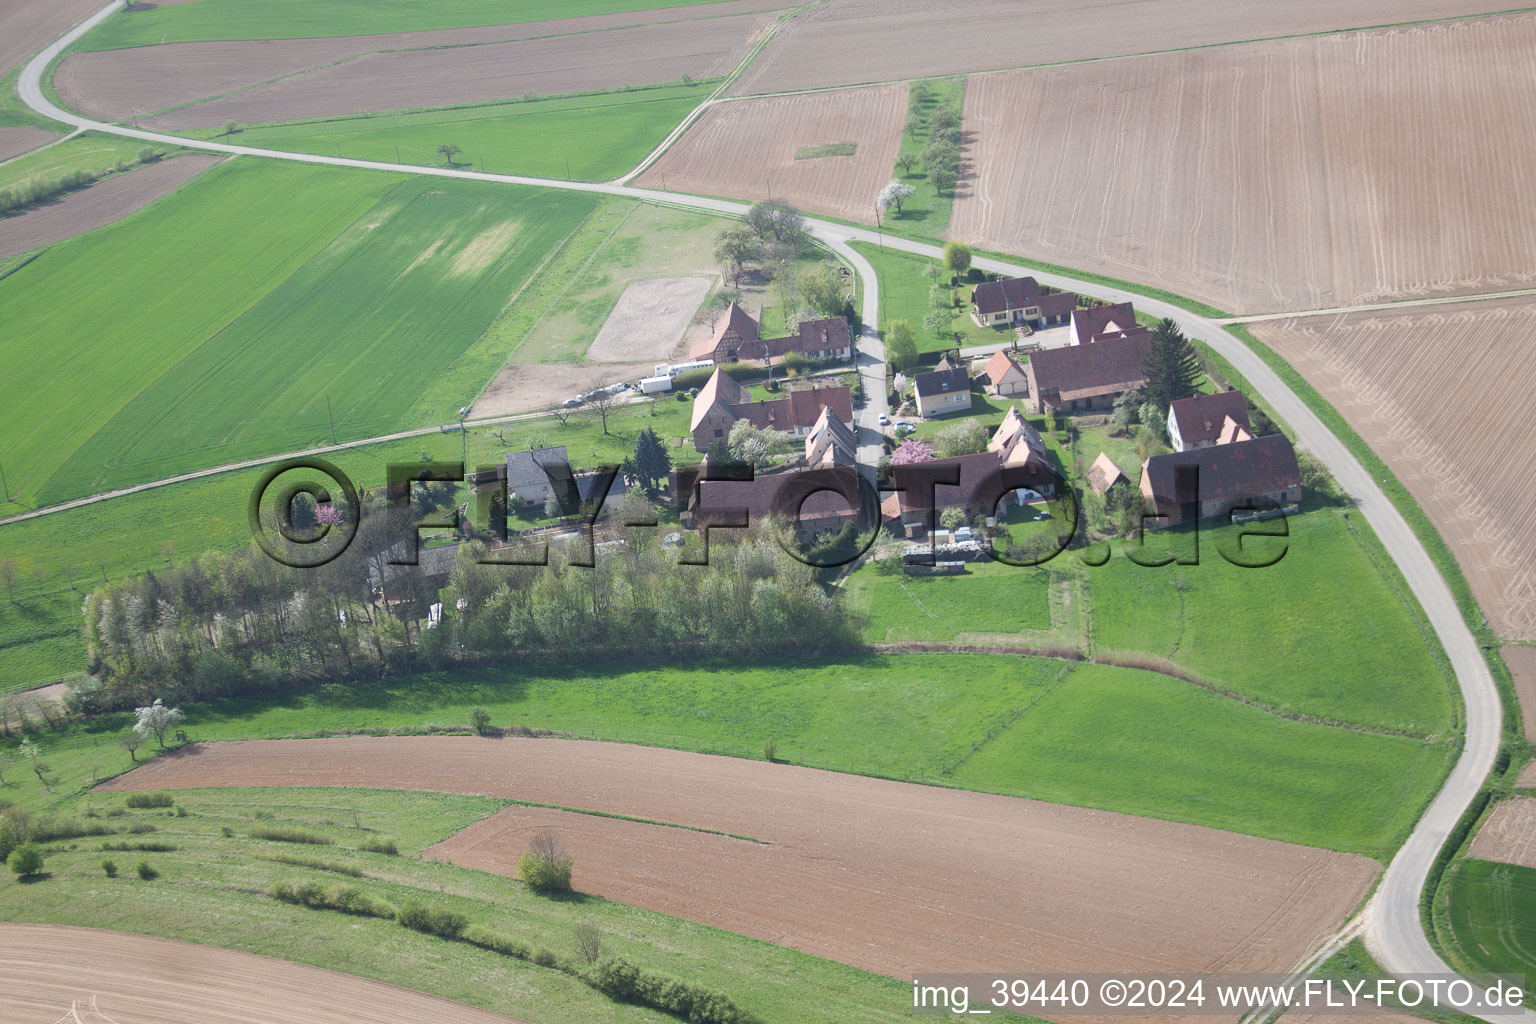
[0,922,529,1023]
[98,736,1380,981]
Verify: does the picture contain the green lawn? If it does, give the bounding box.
[950,662,1452,860]
[1,160,603,507]
[218,86,709,183]
[846,559,1055,644]
[0,785,923,1024]
[1087,508,1455,734]
[1442,859,1536,1006]
[879,77,965,242]
[77,0,753,48]
[856,242,1016,353]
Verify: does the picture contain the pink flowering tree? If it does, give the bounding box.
[890,438,934,465]
[314,503,344,526]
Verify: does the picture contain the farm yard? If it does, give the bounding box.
[0,153,223,258]
[951,13,1536,314]
[725,0,1521,95]
[1251,297,1536,642]
[100,735,1380,980]
[633,84,906,224]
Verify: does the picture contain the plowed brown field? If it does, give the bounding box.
[1468,799,1536,870]
[0,0,120,77]
[0,154,223,258]
[728,0,1519,95]
[99,737,1379,980]
[634,85,904,224]
[951,13,1536,314]
[1508,645,1536,742]
[56,1,784,127]
[0,923,529,1024]
[1251,297,1536,642]
[0,126,58,162]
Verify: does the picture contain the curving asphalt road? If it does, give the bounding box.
[17,5,1518,1018]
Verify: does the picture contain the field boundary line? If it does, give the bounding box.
[1217,286,1536,323]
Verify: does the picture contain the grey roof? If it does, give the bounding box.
[914,366,970,398]
[505,445,569,489]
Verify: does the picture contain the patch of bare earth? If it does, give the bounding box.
[586,276,714,363]
[98,737,1380,981]
[57,1,785,126]
[728,0,1520,94]
[634,85,904,224]
[469,361,654,419]
[1508,646,1536,743]
[951,13,1536,314]
[0,0,121,77]
[0,923,530,1024]
[1251,298,1536,642]
[0,126,59,162]
[0,154,223,258]
[1469,799,1536,869]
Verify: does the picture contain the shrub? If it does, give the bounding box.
[257,852,363,877]
[359,838,398,856]
[762,737,777,762]
[125,792,173,809]
[330,885,394,919]
[125,823,158,834]
[101,841,176,852]
[531,947,560,969]
[250,824,333,845]
[516,830,573,894]
[469,708,494,736]
[7,844,43,878]
[220,826,234,837]
[592,956,755,1024]
[134,860,158,880]
[101,859,117,878]
[573,919,604,964]
[174,805,188,818]
[397,902,467,939]
[463,926,530,960]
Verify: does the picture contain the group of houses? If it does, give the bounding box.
[688,367,853,451]
[690,302,854,366]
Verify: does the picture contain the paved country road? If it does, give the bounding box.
[16,6,1520,1019]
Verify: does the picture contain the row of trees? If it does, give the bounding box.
[0,147,167,218]
[77,484,857,711]
[897,86,963,195]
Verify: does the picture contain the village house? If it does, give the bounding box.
[689,368,853,450]
[1139,433,1302,526]
[690,302,854,366]
[804,405,858,468]
[883,413,1057,538]
[1067,302,1148,347]
[672,459,865,540]
[969,276,1076,329]
[913,362,972,418]
[1168,390,1252,451]
[1024,333,1151,414]
[503,445,571,505]
[982,349,1029,398]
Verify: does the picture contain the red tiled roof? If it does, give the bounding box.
[971,276,1075,317]
[984,349,1026,386]
[690,302,759,359]
[1071,302,1139,342]
[1086,451,1128,495]
[1141,434,1301,511]
[1029,333,1151,399]
[1169,390,1251,446]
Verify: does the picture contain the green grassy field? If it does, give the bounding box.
[2,651,1452,858]
[78,0,753,48]
[951,662,1450,858]
[1441,859,1536,1005]
[846,559,1056,644]
[1,159,605,507]
[0,132,154,192]
[855,242,1017,353]
[219,86,709,183]
[0,785,923,1024]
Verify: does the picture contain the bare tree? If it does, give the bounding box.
[585,389,623,435]
[548,402,575,428]
[530,829,566,866]
[120,732,142,763]
[436,143,462,166]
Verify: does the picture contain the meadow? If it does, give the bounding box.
[846,559,1056,644]
[852,241,1011,353]
[2,159,603,507]
[1,651,1452,858]
[77,0,750,49]
[0,158,399,508]
[880,77,965,242]
[0,132,155,192]
[1441,859,1536,1004]
[220,86,709,184]
[0,785,925,1024]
